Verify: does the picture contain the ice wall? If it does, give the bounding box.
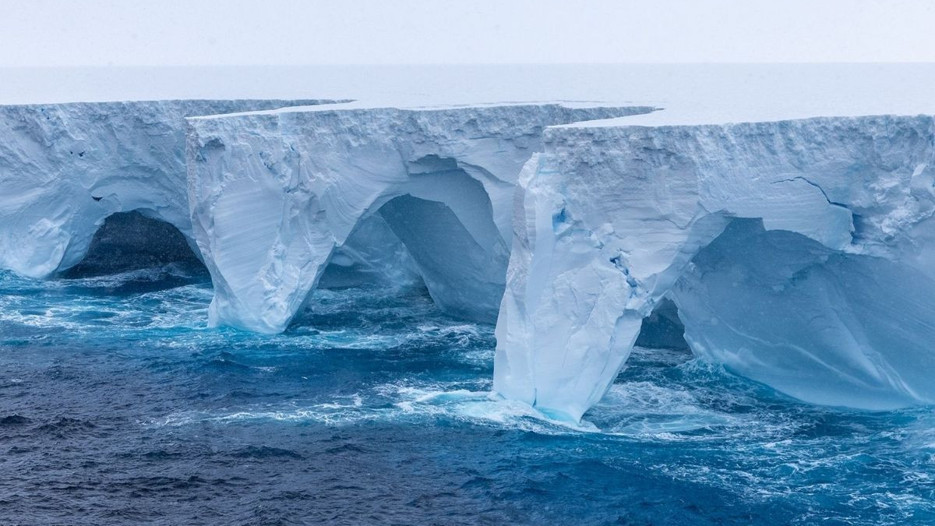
[495,115,935,421]
[186,104,650,333]
[0,100,331,279]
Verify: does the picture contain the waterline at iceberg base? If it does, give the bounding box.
[2,89,935,524]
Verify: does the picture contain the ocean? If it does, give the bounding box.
[1,264,933,525]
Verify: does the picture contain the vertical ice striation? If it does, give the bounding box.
[495,115,935,421]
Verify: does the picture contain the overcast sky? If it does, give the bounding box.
[2,0,934,67]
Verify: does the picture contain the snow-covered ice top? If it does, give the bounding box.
[4,64,935,124]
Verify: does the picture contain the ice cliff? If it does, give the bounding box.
[0,100,332,278]
[186,104,648,333]
[495,115,935,421]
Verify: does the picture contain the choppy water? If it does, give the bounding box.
[1,265,933,525]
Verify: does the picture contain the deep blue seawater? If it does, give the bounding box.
[1,265,934,525]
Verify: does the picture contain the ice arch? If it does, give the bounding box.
[186,104,646,333]
[495,115,935,421]
[0,100,332,279]
[189,146,509,333]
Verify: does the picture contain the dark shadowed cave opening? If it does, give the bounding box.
[62,211,206,279]
[635,297,689,351]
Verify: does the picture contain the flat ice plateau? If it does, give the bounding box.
[3,64,935,421]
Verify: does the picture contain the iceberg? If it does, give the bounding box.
[2,72,935,422]
[494,115,935,421]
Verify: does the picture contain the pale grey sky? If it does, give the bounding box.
[2,0,934,67]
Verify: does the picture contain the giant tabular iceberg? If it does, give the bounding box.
[494,115,935,421]
[2,90,934,423]
[185,103,648,333]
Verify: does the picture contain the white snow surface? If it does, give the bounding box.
[4,64,935,125]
